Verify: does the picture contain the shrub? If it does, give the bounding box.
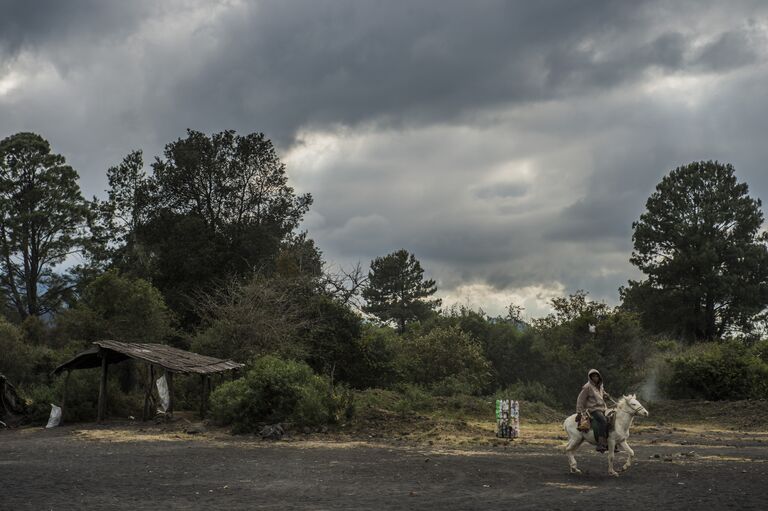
[751,338,768,364]
[210,355,350,432]
[400,325,491,394]
[339,324,402,389]
[391,383,434,416]
[0,320,31,382]
[660,341,768,400]
[53,270,175,346]
[494,381,560,409]
[0,319,59,386]
[191,275,315,362]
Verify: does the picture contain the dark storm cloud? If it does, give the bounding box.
[150,0,767,144]
[0,0,152,59]
[545,196,638,243]
[2,0,768,314]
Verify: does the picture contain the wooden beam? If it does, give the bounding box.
[97,350,109,423]
[199,374,206,419]
[61,370,71,425]
[142,364,154,422]
[166,370,174,418]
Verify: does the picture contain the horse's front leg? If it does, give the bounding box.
[607,437,619,477]
[620,441,635,472]
[565,437,583,474]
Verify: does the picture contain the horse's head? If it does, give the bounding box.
[620,394,649,417]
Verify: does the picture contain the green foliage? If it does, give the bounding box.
[653,338,679,353]
[193,272,377,391]
[346,324,402,389]
[191,273,318,361]
[391,383,435,416]
[751,338,768,364]
[625,161,768,341]
[0,318,58,386]
[494,381,560,409]
[531,291,650,407]
[108,129,314,325]
[210,355,350,432]
[436,305,543,390]
[0,132,90,318]
[399,325,491,394]
[660,341,768,400]
[300,295,363,380]
[54,270,174,345]
[362,249,441,333]
[90,150,153,271]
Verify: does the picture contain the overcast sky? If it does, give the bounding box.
[2,0,768,317]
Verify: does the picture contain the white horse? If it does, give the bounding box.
[563,394,649,476]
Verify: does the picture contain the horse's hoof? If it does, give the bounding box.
[609,471,619,477]
[570,468,582,474]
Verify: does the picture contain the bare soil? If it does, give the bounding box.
[2,402,768,510]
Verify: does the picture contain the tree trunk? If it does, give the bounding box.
[704,294,716,341]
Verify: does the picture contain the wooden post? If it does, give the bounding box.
[97,351,109,423]
[166,370,174,418]
[142,364,154,421]
[199,374,207,419]
[61,370,71,425]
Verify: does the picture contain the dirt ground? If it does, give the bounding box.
[3,409,768,511]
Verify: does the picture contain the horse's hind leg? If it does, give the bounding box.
[620,441,635,472]
[565,437,583,474]
[607,437,619,477]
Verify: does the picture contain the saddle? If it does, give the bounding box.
[575,409,615,440]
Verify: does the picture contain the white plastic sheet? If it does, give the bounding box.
[156,375,170,413]
[45,404,62,428]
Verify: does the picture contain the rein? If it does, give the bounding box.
[616,399,646,417]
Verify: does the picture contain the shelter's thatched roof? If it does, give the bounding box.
[53,340,244,375]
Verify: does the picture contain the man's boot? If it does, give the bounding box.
[596,436,608,453]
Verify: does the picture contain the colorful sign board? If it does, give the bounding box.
[495,399,519,439]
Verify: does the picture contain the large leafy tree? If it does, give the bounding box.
[623,161,768,341]
[54,270,175,345]
[92,150,153,272]
[362,249,441,333]
[0,132,90,318]
[102,130,314,325]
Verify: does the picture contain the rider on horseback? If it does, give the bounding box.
[576,369,612,453]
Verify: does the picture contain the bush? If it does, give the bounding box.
[53,270,175,346]
[494,381,560,409]
[191,274,316,362]
[660,341,768,400]
[400,325,491,395]
[751,338,768,364]
[391,383,434,416]
[0,319,59,386]
[210,355,350,432]
[340,324,401,389]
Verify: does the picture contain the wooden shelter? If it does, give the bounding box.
[53,340,243,422]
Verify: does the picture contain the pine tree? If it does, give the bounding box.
[362,249,441,333]
[623,161,768,341]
